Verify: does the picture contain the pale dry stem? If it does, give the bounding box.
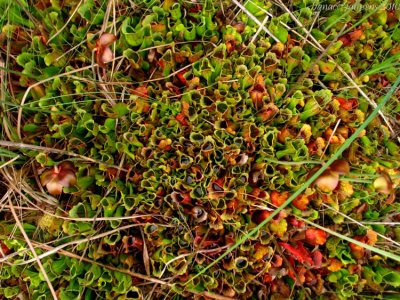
[46,0,84,45]
[7,196,58,299]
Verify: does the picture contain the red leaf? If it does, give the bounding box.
[287,216,305,227]
[334,96,358,110]
[194,236,219,248]
[249,187,267,200]
[349,236,366,259]
[122,235,143,253]
[263,274,273,283]
[278,128,296,143]
[330,159,350,175]
[292,194,310,211]
[307,140,319,155]
[339,35,351,47]
[271,191,289,207]
[314,170,339,192]
[251,210,272,225]
[214,177,225,187]
[157,60,165,69]
[312,250,323,268]
[0,242,10,257]
[175,113,188,126]
[271,254,283,267]
[257,104,278,122]
[226,199,239,210]
[339,28,363,47]
[176,71,188,85]
[380,76,389,87]
[249,75,266,109]
[348,29,363,42]
[189,4,202,13]
[180,193,192,205]
[305,228,328,246]
[279,242,314,265]
[132,86,148,99]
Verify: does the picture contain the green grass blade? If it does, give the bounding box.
[0,147,19,158]
[362,53,400,76]
[342,1,387,35]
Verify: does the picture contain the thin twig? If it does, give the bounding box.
[345,222,400,226]
[0,155,20,169]
[159,245,230,278]
[232,0,280,43]
[30,240,171,286]
[246,0,321,49]
[0,223,169,264]
[4,171,164,222]
[285,23,348,99]
[250,15,269,44]
[8,197,58,299]
[0,140,128,172]
[320,119,341,159]
[322,204,400,248]
[275,0,397,138]
[47,0,84,44]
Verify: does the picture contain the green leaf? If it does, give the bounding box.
[4,239,26,252]
[23,123,40,133]
[22,269,43,289]
[35,153,55,166]
[60,289,80,300]
[244,0,269,17]
[121,18,144,47]
[84,264,102,286]
[322,7,351,32]
[2,286,19,298]
[22,223,37,234]
[69,203,87,218]
[268,19,288,43]
[112,103,129,118]
[51,258,67,275]
[77,176,95,190]
[326,237,356,265]
[99,118,116,133]
[0,147,19,158]
[98,269,113,290]
[77,0,104,24]
[113,271,132,293]
[66,278,82,292]
[67,221,93,235]
[16,52,35,67]
[0,0,33,28]
[67,258,86,279]
[392,25,400,42]
[376,266,400,287]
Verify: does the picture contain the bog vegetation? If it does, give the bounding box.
[0,0,400,299]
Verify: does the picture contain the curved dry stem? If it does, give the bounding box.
[7,197,58,300]
[0,223,170,265]
[232,0,280,43]
[0,140,128,172]
[46,0,84,45]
